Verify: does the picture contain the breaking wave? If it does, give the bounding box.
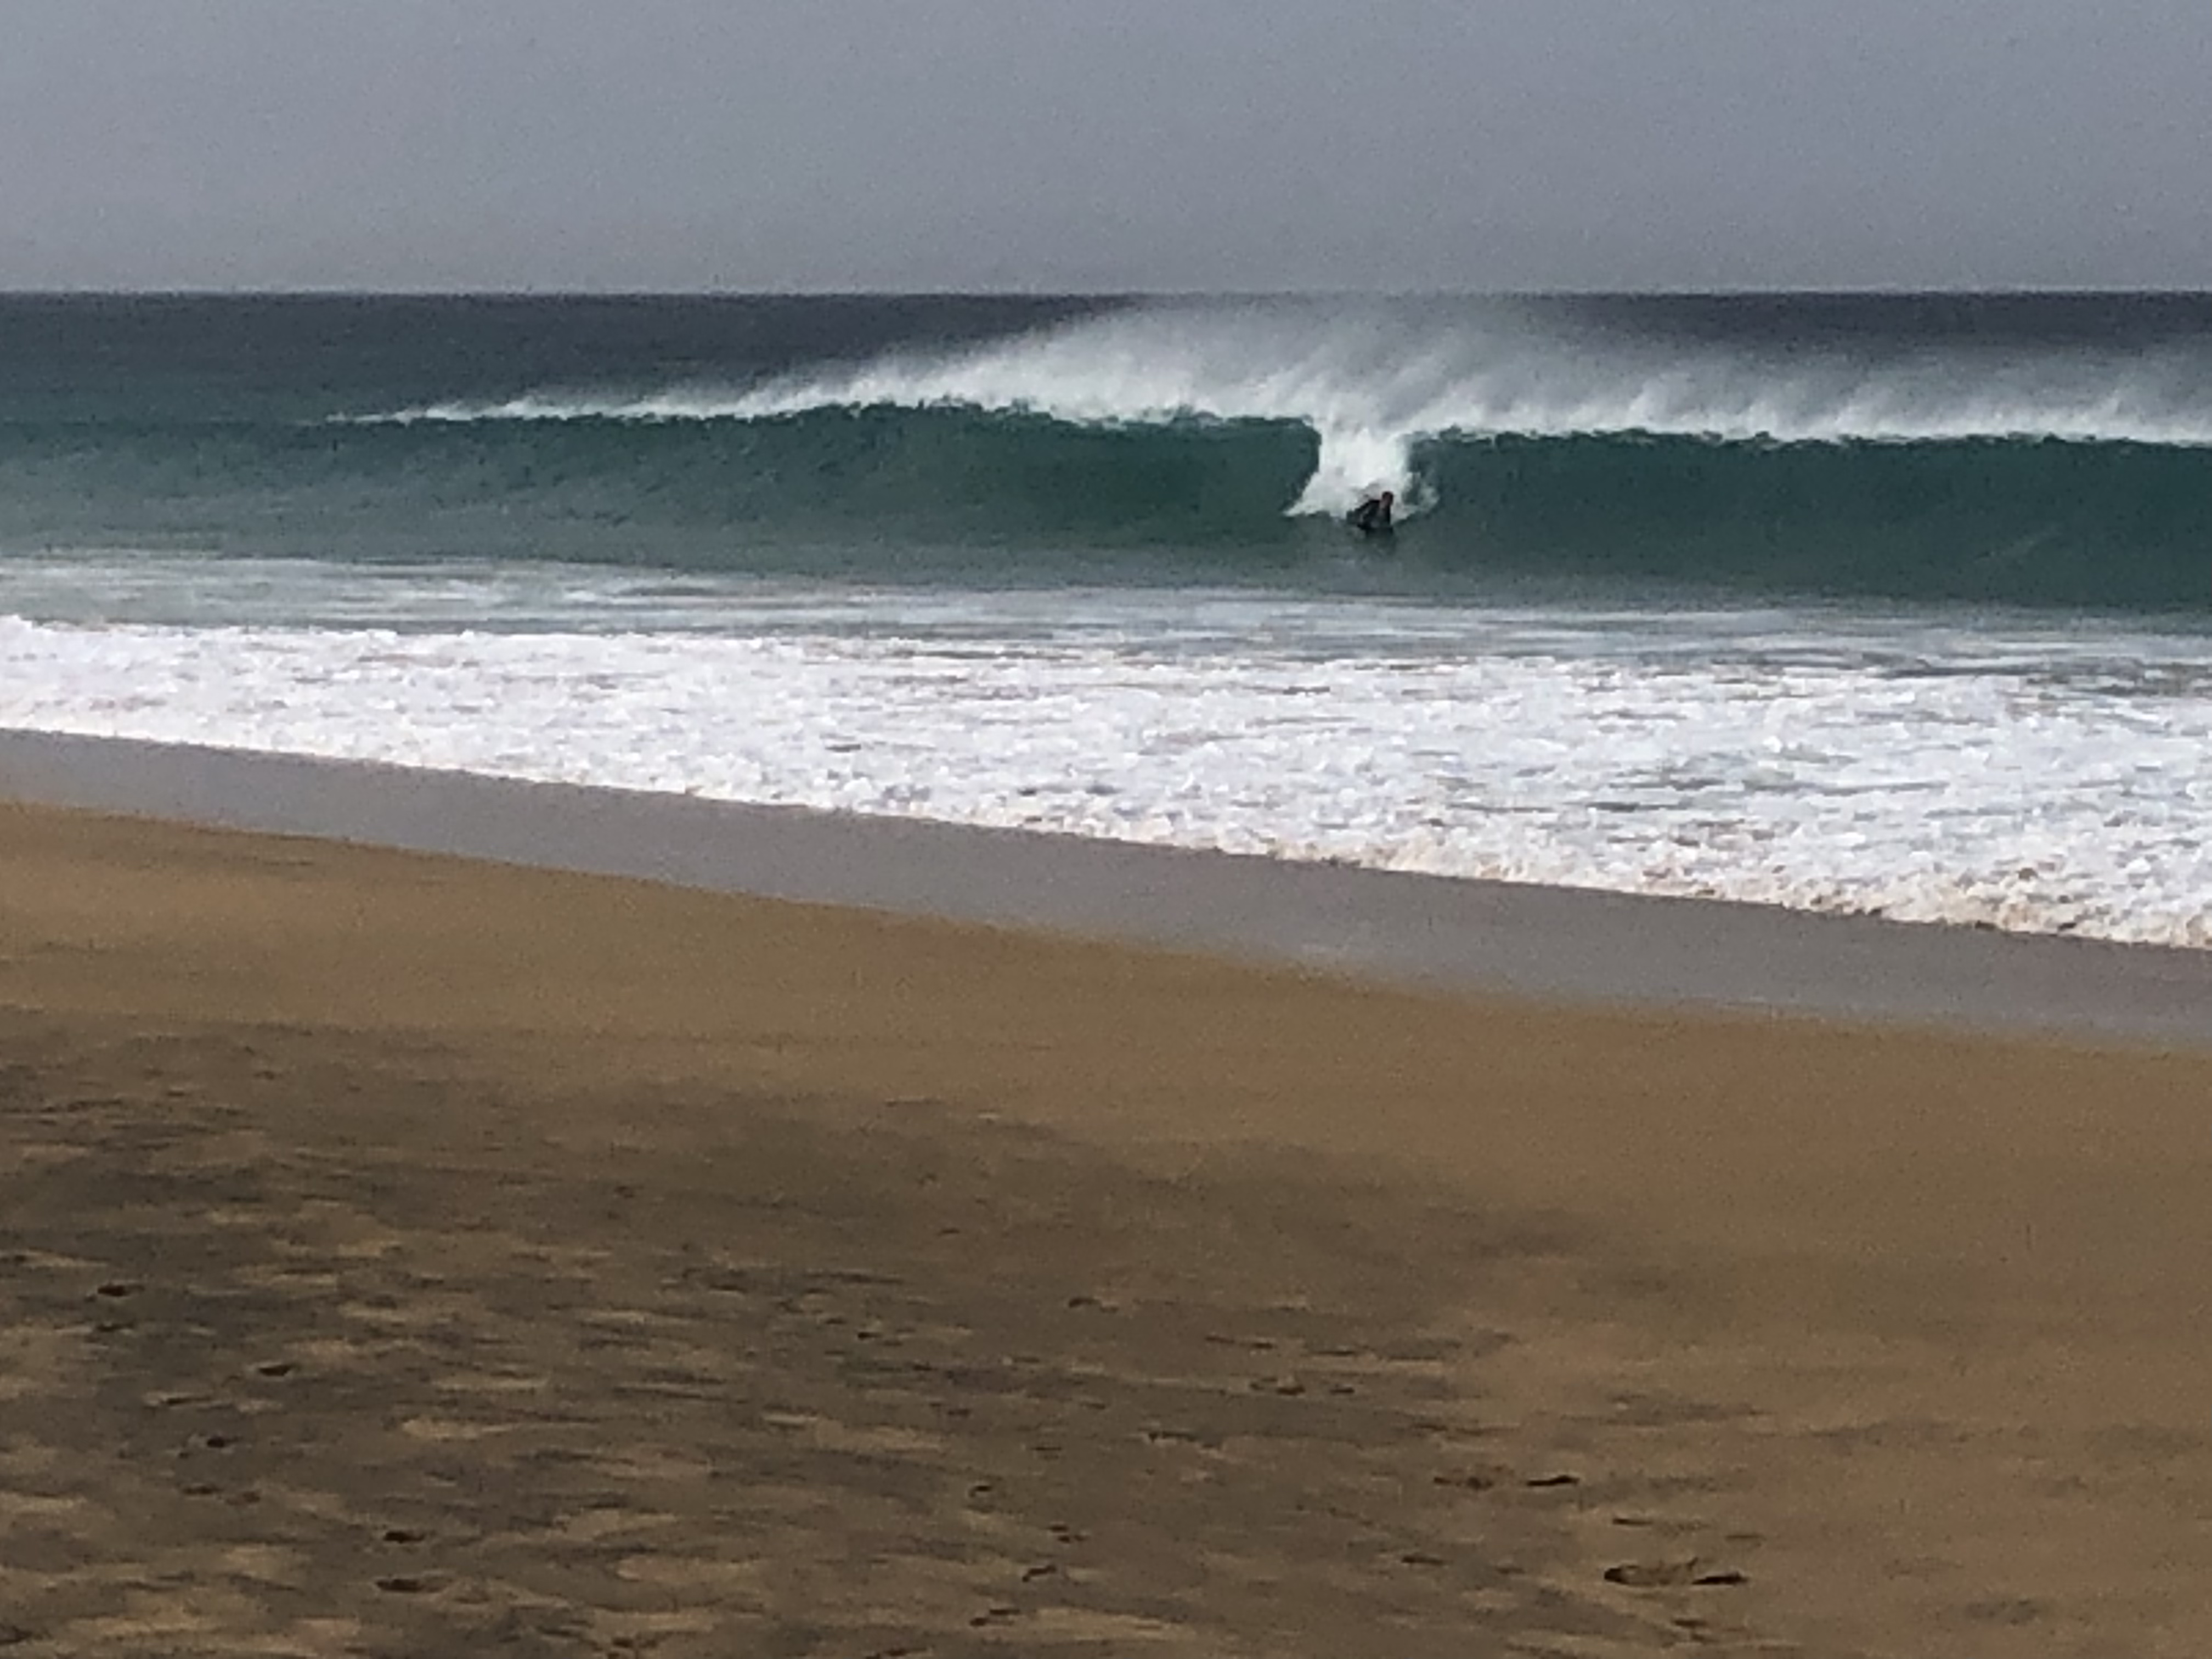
[373,297,2212,514]
[10,296,2212,608]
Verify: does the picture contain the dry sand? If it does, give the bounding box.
[3,798,2211,1657]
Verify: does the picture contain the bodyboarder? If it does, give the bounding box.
[1347,489,1395,536]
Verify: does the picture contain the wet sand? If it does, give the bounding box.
[7,727,2212,1046]
[3,783,2212,1656]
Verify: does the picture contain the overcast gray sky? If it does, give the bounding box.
[3,0,2207,292]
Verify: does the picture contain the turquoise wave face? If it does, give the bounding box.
[1417,431,2212,610]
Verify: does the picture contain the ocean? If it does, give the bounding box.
[3,292,2210,945]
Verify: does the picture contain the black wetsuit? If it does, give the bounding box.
[1348,495,1394,535]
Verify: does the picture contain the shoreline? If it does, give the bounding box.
[5,725,2211,1049]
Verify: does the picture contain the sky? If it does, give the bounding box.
[3,0,2208,292]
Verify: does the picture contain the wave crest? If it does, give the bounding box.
[363,299,2212,517]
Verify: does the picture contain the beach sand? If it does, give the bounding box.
[4,795,2211,1657]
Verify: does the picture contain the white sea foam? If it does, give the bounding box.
[364,301,2212,515]
[7,570,2211,948]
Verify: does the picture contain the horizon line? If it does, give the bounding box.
[5,283,2212,303]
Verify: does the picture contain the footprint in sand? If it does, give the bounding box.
[1432,1471,1497,1492]
[145,1389,214,1408]
[1604,1559,1747,1589]
[374,1574,446,1596]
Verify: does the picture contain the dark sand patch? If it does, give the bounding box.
[3,1023,1696,1658]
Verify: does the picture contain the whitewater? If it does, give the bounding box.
[7,563,2212,947]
